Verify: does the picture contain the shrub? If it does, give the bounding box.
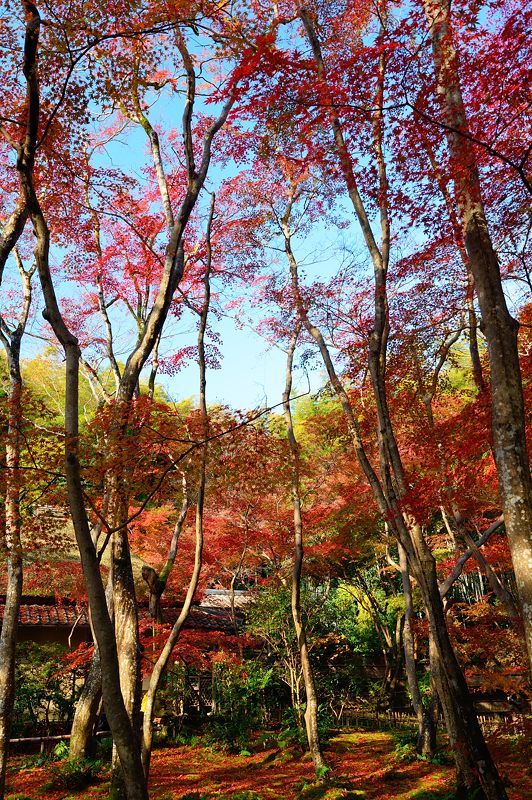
[223,793,263,800]
[180,794,210,800]
[45,757,104,790]
[6,795,37,800]
[205,660,273,752]
[297,776,365,800]
[52,740,69,760]
[391,729,452,766]
[297,784,365,800]
[181,791,265,800]
[13,642,82,738]
[409,791,482,800]
[20,752,51,769]
[277,707,307,751]
[392,741,418,763]
[428,749,453,766]
[96,735,113,759]
[277,705,332,752]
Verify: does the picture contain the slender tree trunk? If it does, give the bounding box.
[17,8,148,786]
[70,574,114,760]
[104,50,232,781]
[69,648,102,760]
[110,485,142,799]
[141,474,190,625]
[283,330,327,775]
[466,274,486,393]
[296,10,509,793]
[284,219,507,797]
[140,480,205,779]
[370,293,507,797]
[0,247,34,795]
[141,195,214,779]
[0,359,23,797]
[34,281,149,800]
[399,545,436,757]
[15,7,232,799]
[422,0,532,673]
[405,523,507,799]
[142,567,164,624]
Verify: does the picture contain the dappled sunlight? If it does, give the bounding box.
[7,731,531,800]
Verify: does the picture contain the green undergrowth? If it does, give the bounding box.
[44,757,106,791]
[180,792,265,800]
[406,788,485,800]
[6,794,36,800]
[390,732,453,767]
[296,776,366,800]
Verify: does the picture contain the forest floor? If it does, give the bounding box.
[6,729,532,800]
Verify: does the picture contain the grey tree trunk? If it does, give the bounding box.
[422,0,532,673]
[0,248,34,796]
[0,365,23,793]
[0,551,22,793]
[297,11,509,794]
[17,7,149,795]
[282,330,328,775]
[101,46,235,792]
[282,192,507,798]
[109,489,142,799]
[141,195,214,779]
[398,545,436,757]
[69,648,102,760]
[70,574,114,760]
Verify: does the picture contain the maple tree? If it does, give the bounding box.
[0,243,35,795]
[0,0,530,798]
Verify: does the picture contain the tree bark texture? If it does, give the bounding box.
[69,648,102,760]
[109,486,142,798]
[283,330,328,774]
[399,545,437,757]
[0,195,35,798]
[17,6,149,796]
[423,0,532,674]
[297,11,510,795]
[0,364,23,798]
[70,575,113,760]
[283,185,507,800]
[141,195,214,779]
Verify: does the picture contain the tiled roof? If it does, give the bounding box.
[17,604,89,627]
[162,606,240,633]
[0,603,238,633]
[202,589,253,610]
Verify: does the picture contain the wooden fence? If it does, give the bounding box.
[337,707,528,736]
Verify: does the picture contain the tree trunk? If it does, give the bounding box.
[296,10,510,792]
[283,330,328,775]
[142,566,164,623]
[15,7,233,799]
[69,648,102,760]
[70,572,114,760]
[399,545,436,757]
[141,195,214,779]
[110,489,142,799]
[141,475,190,626]
[0,558,22,797]
[422,0,532,674]
[283,215,507,796]
[0,338,24,796]
[407,527,508,799]
[17,6,149,796]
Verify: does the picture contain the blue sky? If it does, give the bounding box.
[0,23,378,413]
[64,87,360,410]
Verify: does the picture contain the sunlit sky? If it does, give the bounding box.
[5,30,392,412]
